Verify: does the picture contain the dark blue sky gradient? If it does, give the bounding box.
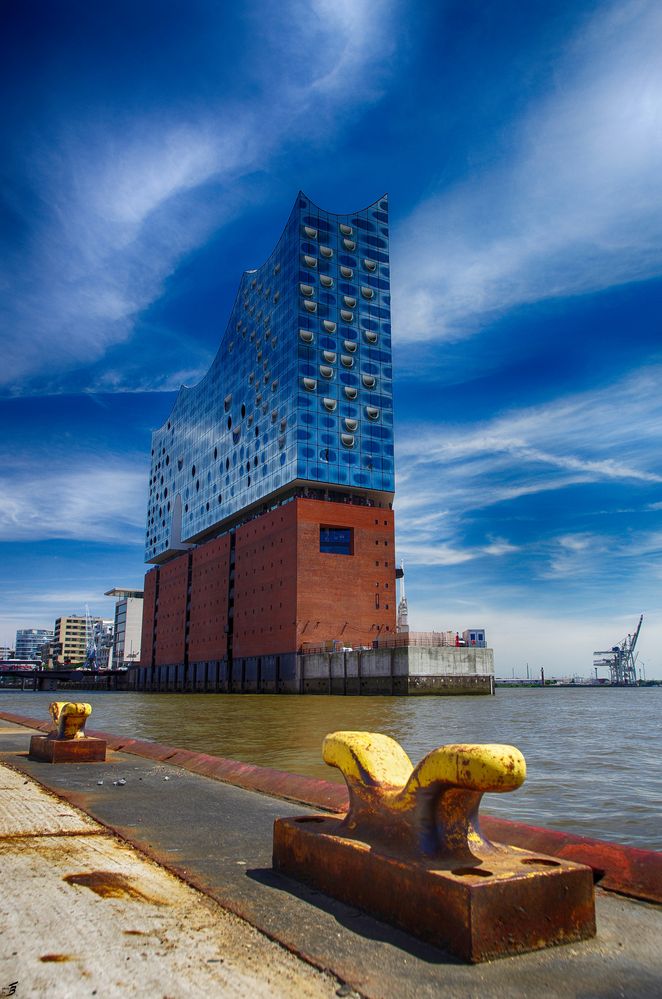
[1,0,661,675]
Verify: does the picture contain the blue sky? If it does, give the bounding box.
[1,0,661,677]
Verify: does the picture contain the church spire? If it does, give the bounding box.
[397,561,409,633]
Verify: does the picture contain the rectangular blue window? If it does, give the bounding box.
[320,526,353,555]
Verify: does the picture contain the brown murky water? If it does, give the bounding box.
[1,686,660,849]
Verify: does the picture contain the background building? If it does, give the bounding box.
[93,619,115,670]
[15,628,53,661]
[105,588,143,668]
[53,615,103,666]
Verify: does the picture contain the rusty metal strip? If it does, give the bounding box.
[1,708,660,903]
[480,815,662,904]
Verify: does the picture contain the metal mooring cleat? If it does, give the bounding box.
[29,701,106,763]
[273,731,596,962]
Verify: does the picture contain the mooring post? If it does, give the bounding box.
[273,730,595,962]
[28,701,106,763]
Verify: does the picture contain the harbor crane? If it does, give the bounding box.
[83,604,98,671]
[593,614,643,686]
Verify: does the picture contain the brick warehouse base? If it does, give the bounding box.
[140,497,399,677]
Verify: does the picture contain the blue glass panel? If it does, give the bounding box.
[351,218,376,231]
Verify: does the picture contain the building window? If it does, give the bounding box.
[320,526,353,556]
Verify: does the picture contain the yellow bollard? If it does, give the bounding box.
[273,731,595,962]
[49,701,93,740]
[29,701,106,763]
[323,731,526,861]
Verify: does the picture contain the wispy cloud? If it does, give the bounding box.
[395,367,662,572]
[0,459,147,543]
[2,0,400,396]
[394,0,662,342]
[398,367,662,482]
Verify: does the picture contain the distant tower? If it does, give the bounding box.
[397,561,409,633]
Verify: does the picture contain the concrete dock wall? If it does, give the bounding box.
[129,646,494,695]
[405,646,493,675]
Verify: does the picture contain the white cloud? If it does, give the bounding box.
[394,0,662,342]
[306,0,396,98]
[91,126,224,228]
[0,460,147,543]
[394,367,662,577]
[398,366,662,485]
[2,0,400,394]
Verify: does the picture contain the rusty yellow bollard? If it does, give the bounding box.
[49,701,92,740]
[323,731,526,862]
[273,731,595,962]
[29,701,106,763]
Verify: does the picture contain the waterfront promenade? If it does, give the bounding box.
[1,714,661,997]
[0,722,337,999]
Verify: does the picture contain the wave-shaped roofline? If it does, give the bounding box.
[152,191,388,435]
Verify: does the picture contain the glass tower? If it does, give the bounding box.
[15,628,53,660]
[146,192,394,563]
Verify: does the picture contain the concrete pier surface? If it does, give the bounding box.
[1,718,661,998]
[0,733,338,998]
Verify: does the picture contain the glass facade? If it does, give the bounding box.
[15,628,53,660]
[146,193,394,563]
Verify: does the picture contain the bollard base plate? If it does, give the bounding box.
[29,734,107,763]
[273,815,596,963]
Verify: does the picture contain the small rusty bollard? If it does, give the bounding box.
[29,702,106,763]
[273,732,595,962]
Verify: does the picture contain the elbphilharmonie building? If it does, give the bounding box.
[137,193,400,692]
[135,192,493,695]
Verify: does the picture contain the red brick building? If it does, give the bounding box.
[138,497,396,692]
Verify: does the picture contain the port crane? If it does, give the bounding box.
[593,614,643,685]
[83,604,98,671]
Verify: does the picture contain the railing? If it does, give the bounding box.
[374,633,460,649]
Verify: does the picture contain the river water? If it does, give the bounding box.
[1,686,659,850]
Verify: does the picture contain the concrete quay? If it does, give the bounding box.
[1,715,661,998]
[129,645,494,696]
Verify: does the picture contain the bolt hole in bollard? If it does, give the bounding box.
[28,702,107,763]
[452,867,493,878]
[273,731,596,963]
